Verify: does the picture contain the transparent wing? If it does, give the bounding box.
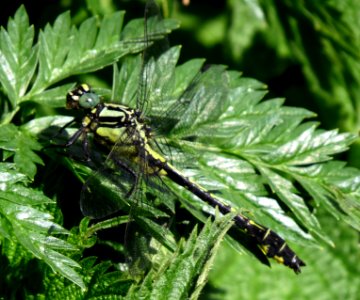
[151,66,205,136]
[112,0,173,112]
[156,65,230,137]
[80,153,136,219]
[80,125,142,219]
[137,0,169,114]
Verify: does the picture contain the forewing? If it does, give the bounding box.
[80,156,135,219]
[137,0,169,114]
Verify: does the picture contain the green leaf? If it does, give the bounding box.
[39,258,127,299]
[262,124,354,165]
[259,166,326,243]
[293,161,360,231]
[28,10,179,99]
[0,4,180,115]
[126,214,233,300]
[0,162,28,188]
[112,55,142,107]
[29,83,75,107]
[0,124,43,179]
[0,5,37,108]
[147,61,358,247]
[0,184,84,289]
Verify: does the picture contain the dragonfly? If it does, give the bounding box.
[63,79,305,273]
[61,1,305,274]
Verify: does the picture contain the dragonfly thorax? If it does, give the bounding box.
[83,103,151,151]
[67,84,152,150]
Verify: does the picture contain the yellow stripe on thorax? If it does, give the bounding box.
[96,127,127,144]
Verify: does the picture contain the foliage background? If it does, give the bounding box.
[0,0,359,299]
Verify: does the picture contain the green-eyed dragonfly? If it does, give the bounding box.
[58,0,305,274]
[63,81,305,273]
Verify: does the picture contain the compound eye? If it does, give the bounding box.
[79,92,100,108]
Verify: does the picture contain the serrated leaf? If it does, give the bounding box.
[30,11,75,93]
[31,83,75,107]
[291,161,360,231]
[263,124,355,165]
[22,115,74,137]
[40,258,130,299]
[28,9,179,99]
[0,124,43,179]
[0,163,28,187]
[149,62,360,247]
[0,184,54,206]
[0,184,84,289]
[113,55,142,108]
[259,166,329,244]
[126,215,233,300]
[0,5,37,107]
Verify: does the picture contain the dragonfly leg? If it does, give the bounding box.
[45,125,94,162]
[43,126,84,150]
[42,118,78,148]
[82,132,91,161]
[60,127,92,161]
[52,118,78,139]
[65,127,87,147]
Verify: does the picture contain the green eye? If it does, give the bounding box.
[79,92,100,108]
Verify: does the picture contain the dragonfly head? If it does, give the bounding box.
[66,84,100,110]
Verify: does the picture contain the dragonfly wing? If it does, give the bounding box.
[156,65,229,137]
[80,158,136,219]
[79,125,142,219]
[137,0,169,114]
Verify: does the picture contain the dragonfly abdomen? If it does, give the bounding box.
[236,216,305,273]
[158,159,305,273]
